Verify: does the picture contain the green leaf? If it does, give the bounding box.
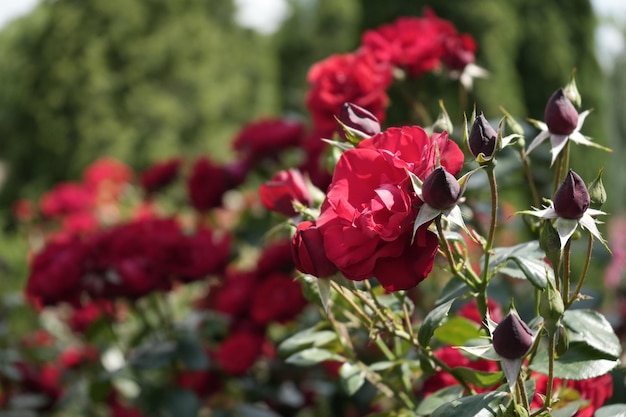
[128,340,177,369]
[453,367,503,388]
[339,362,366,395]
[415,386,464,416]
[376,293,414,314]
[434,317,481,345]
[278,327,337,357]
[506,256,553,289]
[430,391,509,417]
[285,348,344,366]
[594,404,626,417]
[369,361,399,372]
[562,309,621,358]
[487,241,554,287]
[176,335,209,370]
[418,298,456,346]
[529,342,619,380]
[549,400,589,417]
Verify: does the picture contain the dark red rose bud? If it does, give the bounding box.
[291,220,337,278]
[337,102,381,141]
[421,167,460,210]
[553,170,590,219]
[492,312,533,360]
[468,112,497,159]
[259,169,312,217]
[544,88,578,135]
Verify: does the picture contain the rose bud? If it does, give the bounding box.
[553,170,590,219]
[421,167,461,210]
[468,112,498,159]
[544,88,578,135]
[492,312,534,360]
[259,169,313,217]
[291,220,337,278]
[336,102,381,142]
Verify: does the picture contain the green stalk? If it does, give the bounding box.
[530,332,556,416]
[567,234,594,308]
[477,166,498,324]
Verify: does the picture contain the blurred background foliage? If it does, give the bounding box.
[0,0,623,265]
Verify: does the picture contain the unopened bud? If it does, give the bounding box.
[291,220,337,278]
[336,102,381,143]
[553,170,590,220]
[544,88,578,135]
[492,312,534,360]
[588,168,607,210]
[539,280,564,334]
[421,167,460,210]
[468,112,497,160]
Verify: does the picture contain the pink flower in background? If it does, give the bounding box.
[39,182,94,218]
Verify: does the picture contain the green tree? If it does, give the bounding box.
[0,0,278,210]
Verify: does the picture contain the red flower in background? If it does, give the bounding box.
[251,273,307,325]
[422,346,499,396]
[140,157,182,194]
[259,169,312,217]
[39,182,94,218]
[233,118,304,163]
[215,331,264,376]
[316,126,463,291]
[531,373,613,417]
[187,156,247,212]
[306,51,392,135]
[361,10,476,78]
[26,237,86,306]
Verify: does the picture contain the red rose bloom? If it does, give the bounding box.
[256,240,295,278]
[26,238,86,306]
[215,331,264,376]
[140,157,182,194]
[251,273,307,325]
[212,270,258,318]
[306,51,392,135]
[82,157,133,190]
[259,169,312,217]
[316,126,463,291]
[187,156,246,212]
[291,220,337,278]
[39,182,94,218]
[233,118,304,162]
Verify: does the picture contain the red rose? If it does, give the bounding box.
[39,182,94,218]
[256,240,295,279]
[306,51,392,135]
[215,331,264,376]
[251,273,307,325]
[443,33,477,72]
[67,301,114,333]
[316,127,463,291]
[259,169,312,217]
[59,344,99,368]
[140,157,182,194]
[187,156,247,212]
[233,118,304,162]
[82,157,133,190]
[212,269,258,318]
[291,220,337,278]
[531,373,613,417]
[26,238,85,306]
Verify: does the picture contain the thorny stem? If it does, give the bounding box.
[567,234,594,308]
[516,372,531,413]
[435,216,479,289]
[478,166,498,324]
